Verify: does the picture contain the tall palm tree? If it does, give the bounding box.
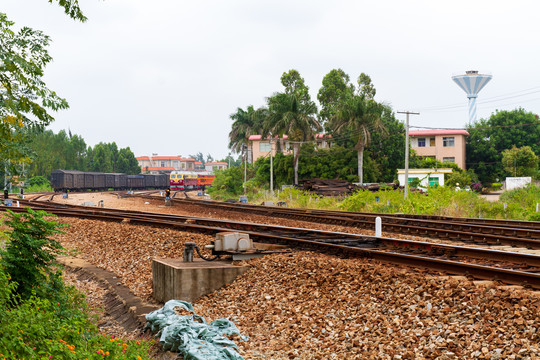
[265,92,320,185]
[331,94,385,184]
[228,105,260,153]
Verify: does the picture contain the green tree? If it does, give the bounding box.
[117,147,140,174]
[330,93,385,184]
[280,69,311,103]
[0,14,70,184]
[0,208,65,299]
[90,143,113,172]
[264,70,320,185]
[265,92,320,185]
[501,146,538,177]
[228,105,264,168]
[466,108,540,183]
[317,69,355,127]
[365,106,405,182]
[357,73,377,99]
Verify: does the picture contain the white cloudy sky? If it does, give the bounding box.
[3,0,540,159]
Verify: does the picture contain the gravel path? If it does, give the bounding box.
[49,193,540,359]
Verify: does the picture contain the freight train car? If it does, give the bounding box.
[51,170,168,192]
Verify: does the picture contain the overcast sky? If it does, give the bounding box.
[3,0,540,160]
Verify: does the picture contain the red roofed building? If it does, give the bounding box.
[136,155,196,174]
[409,129,469,169]
[204,162,228,172]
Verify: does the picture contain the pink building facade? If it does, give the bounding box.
[136,156,196,174]
[247,133,331,164]
[409,129,469,169]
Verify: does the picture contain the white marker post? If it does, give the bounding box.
[375,217,382,237]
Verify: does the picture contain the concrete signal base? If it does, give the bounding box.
[152,258,249,303]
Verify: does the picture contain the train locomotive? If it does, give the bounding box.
[51,169,169,192]
[169,171,215,191]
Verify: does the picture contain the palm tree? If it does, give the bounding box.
[265,92,320,185]
[228,105,260,153]
[331,94,385,184]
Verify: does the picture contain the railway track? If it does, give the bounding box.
[4,200,540,289]
[133,194,540,249]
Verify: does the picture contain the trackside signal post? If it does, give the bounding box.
[397,111,420,199]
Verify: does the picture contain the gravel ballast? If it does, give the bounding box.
[49,194,540,359]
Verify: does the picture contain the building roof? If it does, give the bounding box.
[397,168,454,174]
[143,167,175,171]
[151,156,181,160]
[248,135,289,141]
[206,162,228,165]
[315,132,331,139]
[409,129,469,136]
[136,156,196,161]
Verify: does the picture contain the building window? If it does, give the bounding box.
[173,161,179,168]
[430,137,435,146]
[443,157,455,163]
[161,161,165,167]
[408,177,418,189]
[443,137,455,147]
[417,138,426,147]
[259,142,271,152]
[428,177,439,187]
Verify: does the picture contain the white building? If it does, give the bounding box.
[397,168,453,189]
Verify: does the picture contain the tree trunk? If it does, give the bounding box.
[358,146,364,184]
[293,144,300,185]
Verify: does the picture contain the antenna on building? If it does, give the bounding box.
[452,70,492,124]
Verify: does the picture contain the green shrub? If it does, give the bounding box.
[527,212,540,221]
[0,284,152,359]
[1,208,67,300]
[0,212,153,359]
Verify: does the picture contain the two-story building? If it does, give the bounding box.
[247,133,331,164]
[204,162,228,172]
[136,156,196,174]
[409,129,469,169]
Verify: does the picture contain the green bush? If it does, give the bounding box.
[1,208,67,300]
[0,278,152,359]
[0,210,153,359]
[24,176,53,192]
[527,212,540,221]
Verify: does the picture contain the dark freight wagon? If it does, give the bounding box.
[127,175,145,189]
[51,170,86,191]
[51,170,166,192]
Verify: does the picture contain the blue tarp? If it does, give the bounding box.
[146,300,248,360]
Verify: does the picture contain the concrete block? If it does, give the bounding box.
[152,258,248,303]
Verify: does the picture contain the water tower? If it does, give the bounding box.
[452,70,492,124]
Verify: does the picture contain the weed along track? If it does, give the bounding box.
[7,199,540,289]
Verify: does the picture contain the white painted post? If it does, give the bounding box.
[537,203,539,212]
[16,200,19,207]
[375,217,382,237]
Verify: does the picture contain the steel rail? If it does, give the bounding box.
[3,203,540,289]
[128,195,540,249]
[176,196,540,232]
[170,195,540,230]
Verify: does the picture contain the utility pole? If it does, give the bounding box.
[397,111,420,199]
[243,144,247,194]
[269,137,274,196]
